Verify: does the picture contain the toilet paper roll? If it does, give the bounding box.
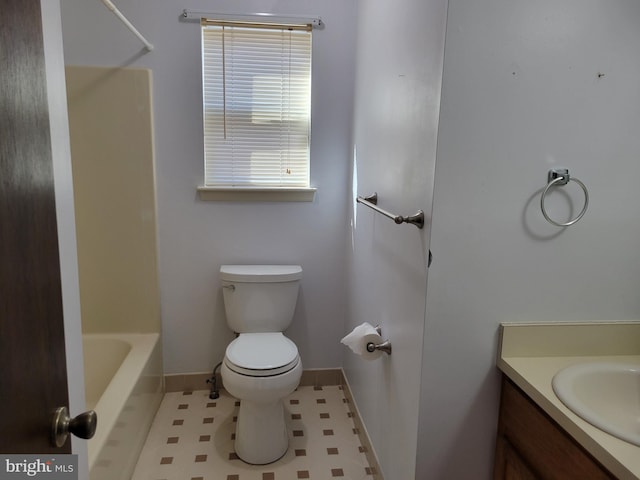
[340,322,384,360]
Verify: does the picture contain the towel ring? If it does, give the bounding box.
[540,169,589,227]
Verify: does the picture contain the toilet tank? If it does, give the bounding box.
[220,265,302,333]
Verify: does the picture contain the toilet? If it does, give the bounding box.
[219,265,303,465]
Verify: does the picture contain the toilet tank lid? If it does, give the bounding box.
[220,265,302,282]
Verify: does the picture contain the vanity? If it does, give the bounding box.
[494,323,640,480]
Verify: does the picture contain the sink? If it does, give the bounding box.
[552,362,640,446]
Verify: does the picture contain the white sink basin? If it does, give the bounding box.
[552,362,640,446]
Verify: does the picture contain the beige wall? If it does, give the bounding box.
[66,66,160,334]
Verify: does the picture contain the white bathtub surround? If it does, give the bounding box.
[84,333,163,480]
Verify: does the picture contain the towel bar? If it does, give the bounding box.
[356,193,424,229]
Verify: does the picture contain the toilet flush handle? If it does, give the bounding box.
[222,284,235,291]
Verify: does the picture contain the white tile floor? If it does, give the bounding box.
[131,385,377,480]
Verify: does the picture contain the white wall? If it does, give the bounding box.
[60,0,357,374]
[61,1,640,477]
[417,0,640,478]
[344,0,447,478]
[42,1,88,476]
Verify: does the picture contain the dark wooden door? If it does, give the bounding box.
[0,0,71,453]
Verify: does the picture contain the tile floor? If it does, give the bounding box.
[131,385,377,480]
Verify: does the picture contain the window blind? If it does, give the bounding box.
[201,23,312,187]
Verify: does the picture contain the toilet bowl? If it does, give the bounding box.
[219,265,303,465]
[221,333,302,464]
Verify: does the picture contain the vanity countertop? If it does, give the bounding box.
[497,322,640,480]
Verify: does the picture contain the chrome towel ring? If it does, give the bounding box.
[540,168,589,227]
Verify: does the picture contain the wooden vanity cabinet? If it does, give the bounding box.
[494,376,615,480]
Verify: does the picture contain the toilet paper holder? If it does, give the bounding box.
[367,325,392,355]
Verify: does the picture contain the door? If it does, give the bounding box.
[0,0,71,453]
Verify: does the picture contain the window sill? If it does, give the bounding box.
[197,186,317,202]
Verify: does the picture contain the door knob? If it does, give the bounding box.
[51,406,97,447]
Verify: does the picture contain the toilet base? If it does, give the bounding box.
[221,359,303,465]
[235,399,288,465]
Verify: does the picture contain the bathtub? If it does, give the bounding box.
[83,333,163,480]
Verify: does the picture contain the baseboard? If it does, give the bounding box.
[164,368,344,393]
[164,372,213,393]
[339,370,384,480]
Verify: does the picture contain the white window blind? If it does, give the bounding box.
[201,22,312,187]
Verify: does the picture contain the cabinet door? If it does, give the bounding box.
[503,440,538,480]
[495,434,538,480]
[494,377,614,480]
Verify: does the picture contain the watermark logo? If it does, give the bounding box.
[0,456,77,479]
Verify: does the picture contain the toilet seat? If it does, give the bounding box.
[224,332,299,377]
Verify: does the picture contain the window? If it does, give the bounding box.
[199,20,314,200]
